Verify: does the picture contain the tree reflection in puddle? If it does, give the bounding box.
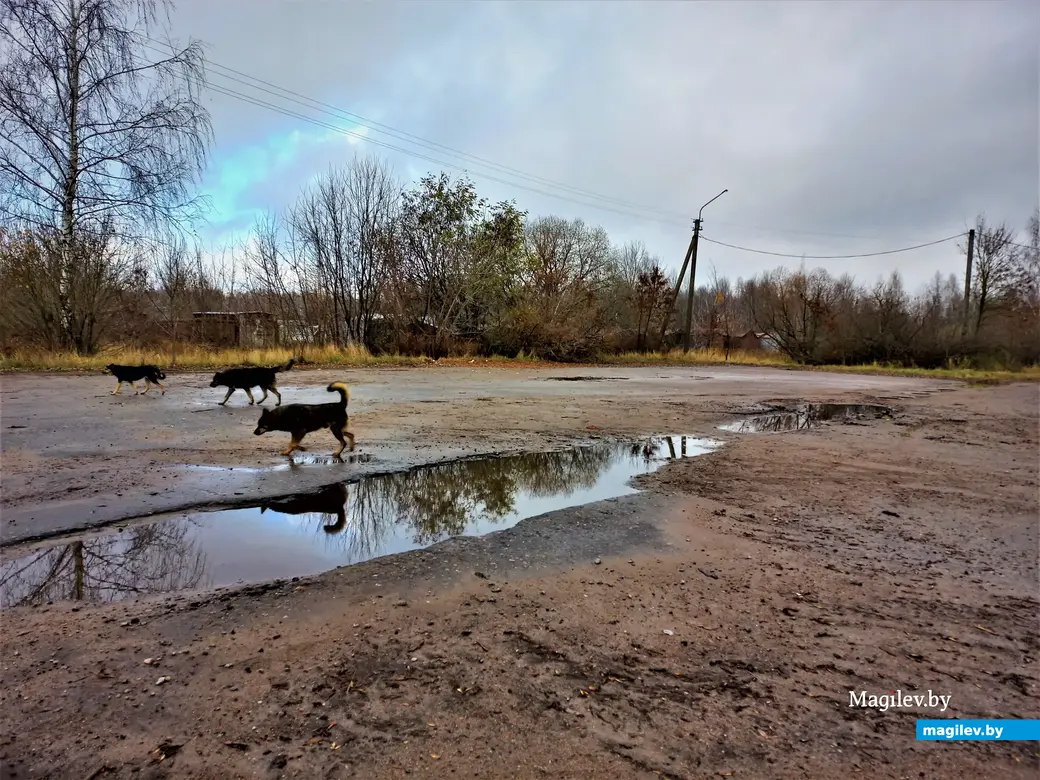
[1,435,719,606]
[0,522,208,607]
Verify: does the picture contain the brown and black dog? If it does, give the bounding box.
[259,483,349,534]
[253,381,355,458]
[210,359,294,406]
[106,363,167,395]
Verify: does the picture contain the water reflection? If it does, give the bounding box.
[719,403,891,433]
[0,522,208,608]
[1,436,718,606]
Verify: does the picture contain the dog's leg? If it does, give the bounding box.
[130,382,139,395]
[281,433,304,457]
[246,387,256,405]
[258,387,269,405]
[157,381,166,395]
[219,387,234,405]
[331,426,347,459]
[271,386,282,407]
[142,378,151,395]
[331,424,355,459]
[112,380,122,395]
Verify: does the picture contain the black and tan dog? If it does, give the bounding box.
[210,359,294,406]
[259,483,349,534]
[254,381,355,457]
[105,363,167,395]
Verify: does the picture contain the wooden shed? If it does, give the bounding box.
[191,311,279,348]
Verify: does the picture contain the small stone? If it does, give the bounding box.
[156,676,171,685]
[663,629,675,636]
[594,558,602,565]
[394,600,408,607]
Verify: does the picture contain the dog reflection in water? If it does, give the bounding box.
[259,483,348,534]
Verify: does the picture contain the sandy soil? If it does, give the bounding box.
[0,366,1037,779]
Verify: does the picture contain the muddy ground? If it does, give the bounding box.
[0,365,1037,779]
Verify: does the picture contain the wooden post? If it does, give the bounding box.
[682,218,703,353]
[960,228,975,339]
[658,231,696,349]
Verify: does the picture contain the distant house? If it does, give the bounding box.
[192,311,279,348]
[728,330,762,352]
[723,330,784,353]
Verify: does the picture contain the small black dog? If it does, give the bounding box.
[210,359,294,406]
[253,381,355,458]
[105,363,167,395]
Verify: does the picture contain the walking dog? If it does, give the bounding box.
[105,364,167,395]
[210,359,294,406]
[253,381,355,458]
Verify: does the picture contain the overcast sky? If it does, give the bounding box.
[163,0,1039,293]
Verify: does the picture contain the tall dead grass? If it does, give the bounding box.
[1,344,1036,384]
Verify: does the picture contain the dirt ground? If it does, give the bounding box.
[0,365,1037,779]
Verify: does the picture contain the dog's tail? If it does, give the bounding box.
[275,359,295,373]
[327,381,350,408]
[157,369,167,380]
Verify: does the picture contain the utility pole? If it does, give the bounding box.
[960,228,975,340]
[682,189,728,353]
[658,233,696,348]
[681,219,703,352]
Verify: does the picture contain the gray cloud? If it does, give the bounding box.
[168,0,1038,291]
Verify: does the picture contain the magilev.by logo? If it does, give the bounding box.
[849,689,951,712]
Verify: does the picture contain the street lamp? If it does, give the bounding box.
[683,188,728,353]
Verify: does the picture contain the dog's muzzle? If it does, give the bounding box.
[209,381,218,387]
[253,426,267,436]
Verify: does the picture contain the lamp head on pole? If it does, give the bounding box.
[698,188,728,222]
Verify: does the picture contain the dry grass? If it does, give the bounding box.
[1,344,1036,385]
[603,348,794,368]
[603,349,1040,384]
[804,362,1040,385]
[0,344,415,372]
[0,343,552,373]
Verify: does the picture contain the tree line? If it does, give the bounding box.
[0,0,1036,368]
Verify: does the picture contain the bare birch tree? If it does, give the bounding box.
[0,0,211,351]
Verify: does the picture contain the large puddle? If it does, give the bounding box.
[0,435,719,607]
[719,403,892,433]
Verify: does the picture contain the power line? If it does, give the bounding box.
[201,81,694,228]
[699,233,967,260]
[140,36,695,225]
[142,36,1012,251]
[1006,239,1037,251]
[706,219,890,241]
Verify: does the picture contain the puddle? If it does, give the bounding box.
[719,403,892,433]
[546,376,629,382]
[185,452,374,474]
[0,435,719,607]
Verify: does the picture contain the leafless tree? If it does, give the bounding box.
[286,158,400,350]
[964,215,1018,335]
[0,0,211,351]
[744,265,835,363]
[145,231,192,363]
[0,221,127,351]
